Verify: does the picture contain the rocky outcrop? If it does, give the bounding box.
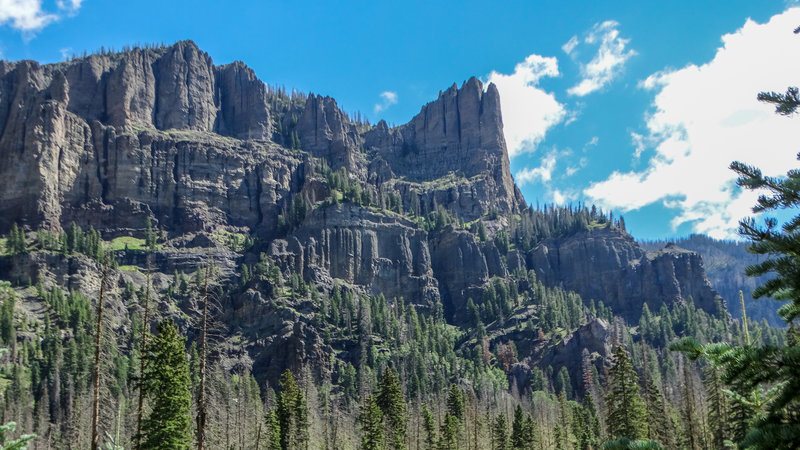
[0,112,302,234]
[529,225,724,320]
[0,41,271,138]
[364,78,525,220]
[296,94,364,176]
[430,226,509,320]
[268,204,439,307]
[536,318,612,395]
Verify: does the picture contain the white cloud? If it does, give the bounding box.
[486,53,566,157]
[56,0,82,12]
[630,131,652,160]
[568,21,636,97]
[515,150,559,186]
[373,91,398,114]
[0,0,83,34]
[585,8,800,239]
[562,35,579,55]
[552,189,578,205]
[59,46,72,60]
[566,157,588,176]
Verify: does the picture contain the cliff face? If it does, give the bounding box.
[0,41,284,233]
[268,204,440,308]
[364,79,525,220]
[0,41,729,385]
[528,226,724,320]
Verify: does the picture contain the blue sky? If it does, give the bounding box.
[2,1,799,240]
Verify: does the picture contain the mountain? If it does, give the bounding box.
[0,41,776,448]
[640,234,785,327]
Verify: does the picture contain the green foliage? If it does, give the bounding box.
[757,87,800,116]
[446,384,464,422]
[605,345,648,441]
[140,320,192,450]
[267,410,282,450]
[5,224,27,256]
[278,194,311,234]
[581,393,602,449]
[144,217,157,252]
[601,437,661,449]
[277,370,309,450]
[437,413,458,450]
[376,368,407,450]
[493,229,509,254]
[0,422,35,450]
[359,395,385,450]
[491,414,509,450]
[508,203,610,252]
[0,290,15,345]
[667,81,800,449]
[421,404,436,450]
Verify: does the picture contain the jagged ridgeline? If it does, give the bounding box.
[0,41,782,449]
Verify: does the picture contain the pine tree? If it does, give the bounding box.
[437,413,458,450]
[421,404,437,450]
[642,375,673,447]
[510,405,527,450]
[581,393,602,449]
[140,320,192,450]
[267,410,281,450]
[144,218,157,252]
[276,370,309,450]
[6,223,26,255]
[0,421,36,450]
[669,75,800,449]
[605,345,647,441]
[491,414,508,450]
[446,384,464,423]
[704,364,729,448]
[376,368,407,450]
[360,395,385,450]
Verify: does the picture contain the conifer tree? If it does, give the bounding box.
[277,370,309,450]
[360,395,385,450]
[140,320,192,450]
[491,414,508,450]
[437,413,458,450]
[670,75,800,449]
[605,345,647,441]
[376,368,407,450]
[267,410,281,450]
[511,405,531,450]
[581,393,602,449]
[421,404,437,450]
[446,384,464,423]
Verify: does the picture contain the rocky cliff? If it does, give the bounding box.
[528,226,724,321]
[0,41,730,387]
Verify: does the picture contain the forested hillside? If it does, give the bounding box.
[0,41,795,450]
[641,235,784,327]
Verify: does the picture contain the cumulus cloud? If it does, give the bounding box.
[486,54,566,157]
[562,35,579,55]
[584,8,800,239]
[514,150,559,186]
[0,0,83,34]
[568,21,636,96]
[373,91,398,114]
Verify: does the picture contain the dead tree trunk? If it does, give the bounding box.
[91,260,109,450]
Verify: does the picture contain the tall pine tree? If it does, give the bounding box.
[376,368,407,450]
[277,370,309,450]
[140,320,192,450]
[605,345,647,441]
